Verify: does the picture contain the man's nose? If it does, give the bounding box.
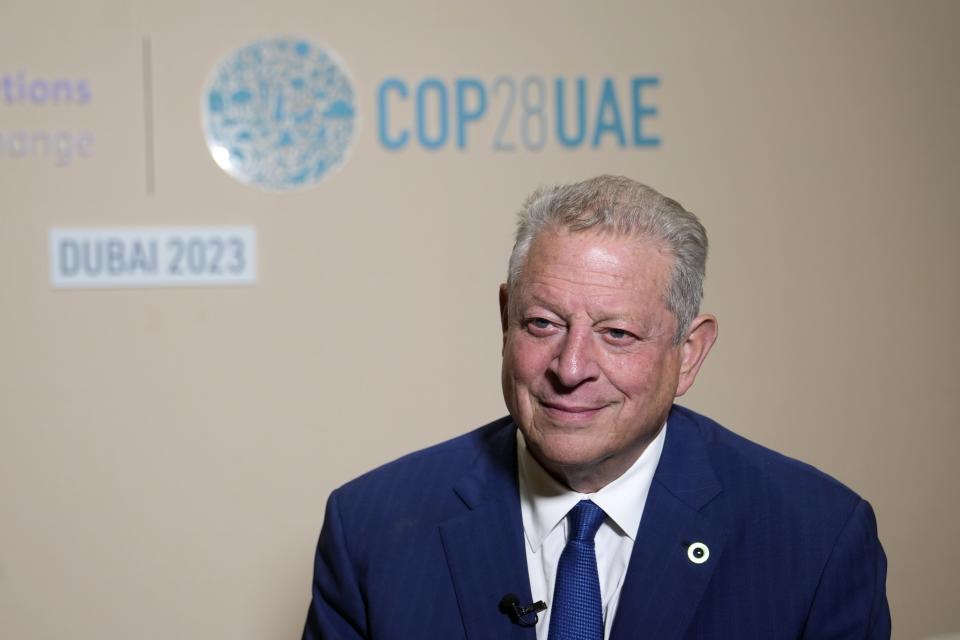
[551,328,599,389]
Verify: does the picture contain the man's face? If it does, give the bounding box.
[500,228,705,491]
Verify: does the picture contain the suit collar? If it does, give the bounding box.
[651,406,723,510]
[450,408,722,509]
[609,406,728,640]
[450,418,519,510]
[442,420,536,639]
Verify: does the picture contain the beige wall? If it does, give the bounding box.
[1,1,958,638]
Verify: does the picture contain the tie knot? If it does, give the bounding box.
[567,500,606,542]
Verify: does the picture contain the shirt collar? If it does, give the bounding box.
[517,423,667,553]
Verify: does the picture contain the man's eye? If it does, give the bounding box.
[525,318,556,334]
[604,328,636,343]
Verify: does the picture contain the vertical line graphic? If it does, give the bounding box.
[142,36,155,195]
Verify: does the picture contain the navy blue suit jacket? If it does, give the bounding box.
[303,406,890,639]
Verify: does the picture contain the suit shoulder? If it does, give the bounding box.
[333,415,513,503]
[672,406,863,515]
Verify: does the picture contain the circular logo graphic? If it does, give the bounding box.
[202,37,357,190]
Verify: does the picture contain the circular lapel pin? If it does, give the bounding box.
[687,542,710,564]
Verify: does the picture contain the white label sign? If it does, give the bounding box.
[49,226,257,288]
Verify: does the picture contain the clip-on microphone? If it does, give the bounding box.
[499,593,547,627]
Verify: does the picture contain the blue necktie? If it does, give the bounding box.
[548,500,606,640]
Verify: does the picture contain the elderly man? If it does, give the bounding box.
[302,176,890,639]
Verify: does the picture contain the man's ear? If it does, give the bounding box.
[675,314,718,397]
[499,284,509,341]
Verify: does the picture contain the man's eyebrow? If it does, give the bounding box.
[520,296,645,326]
[524,294,557,309]
[518,294,569,315]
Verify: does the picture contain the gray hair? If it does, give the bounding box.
[507,175,708,344]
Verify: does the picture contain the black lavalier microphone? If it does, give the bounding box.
[499,593,547,627]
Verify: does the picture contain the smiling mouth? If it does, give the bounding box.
[539,400,606,421]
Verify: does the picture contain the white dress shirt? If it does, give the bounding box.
[517,424,667,640]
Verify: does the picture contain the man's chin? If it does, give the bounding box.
[525,433,609,474]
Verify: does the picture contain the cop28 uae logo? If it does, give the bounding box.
[202,37,357,190]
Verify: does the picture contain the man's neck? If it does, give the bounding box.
[528,431,664,494]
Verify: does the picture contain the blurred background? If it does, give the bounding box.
[1,1,958,637]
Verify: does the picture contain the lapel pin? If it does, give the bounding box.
[687,541,710,564]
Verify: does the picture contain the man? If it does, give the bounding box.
[302,176,890,639]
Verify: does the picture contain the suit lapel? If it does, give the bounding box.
[439,422,536,640]
[610,409,728,640]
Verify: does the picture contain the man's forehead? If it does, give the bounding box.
[514,235,672,313]
[523,228,672,281]
[530,226,668,257]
